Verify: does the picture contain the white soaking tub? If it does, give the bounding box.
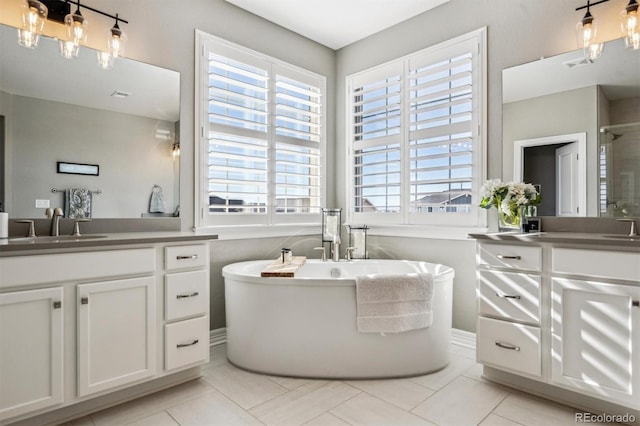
[222,259,454,379]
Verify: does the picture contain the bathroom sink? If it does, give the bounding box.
[9,235,108,243]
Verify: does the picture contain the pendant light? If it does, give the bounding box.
[621,0,640,49]
[576,1,602,59]
[107,14,127,58]
[65,0,88,46]
[17,0,48,49]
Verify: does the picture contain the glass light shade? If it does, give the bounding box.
[59,39,79,59]
[97,51,115,70]
[576,13,598,49]
[107,26,127,58]
[621,2,640,49]
[65,11,88,45]
[17,0,47,49]
[172,143,181,158]
[585,42,604,60]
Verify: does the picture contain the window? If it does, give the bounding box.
[347,29,486,227]
[196,33,326,228]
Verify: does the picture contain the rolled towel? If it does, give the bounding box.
[356,272,434,334]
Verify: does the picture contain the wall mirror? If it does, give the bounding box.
[503,37,640,217]
[0,23,180,219]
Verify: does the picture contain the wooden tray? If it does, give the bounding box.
[260,256,307,277]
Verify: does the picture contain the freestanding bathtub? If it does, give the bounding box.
[222,259,455,379]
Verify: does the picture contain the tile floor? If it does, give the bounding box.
[62,343,603,426]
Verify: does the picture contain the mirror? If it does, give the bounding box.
[0,23,180,219]
[503,37,640,217]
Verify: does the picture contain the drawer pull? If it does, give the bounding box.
[496,292,521,300]
[497,254,521,260]
[495,341,520,351]
[177,339,199,348]
[176,292,200,299]
[176,255,198,260]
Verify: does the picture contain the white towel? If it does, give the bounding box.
[356,272,434,334]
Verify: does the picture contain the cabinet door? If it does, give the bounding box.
[551,278,640,408]
[0,287,63,421]
[77,277,156,397]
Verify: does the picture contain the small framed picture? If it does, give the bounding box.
[57,162,99,176]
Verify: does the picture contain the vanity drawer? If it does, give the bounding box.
[165,244,208,271]
[552,248,640,282]
[477,316,541,378]
[479,243,542,272]
[0,249,155,289]
[165,316,209,371]
[478,270,541,324]
[165,270,208,321]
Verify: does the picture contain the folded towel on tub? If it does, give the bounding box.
[355,272,434,334]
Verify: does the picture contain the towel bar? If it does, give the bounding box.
[52,188,102,194]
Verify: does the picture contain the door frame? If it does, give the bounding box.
[514,132,587,217]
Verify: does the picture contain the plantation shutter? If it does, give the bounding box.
[350,63,403,214]
[408,40,476,216]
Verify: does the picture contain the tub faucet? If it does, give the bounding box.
[331,235,341,262]
[46,207,64,236]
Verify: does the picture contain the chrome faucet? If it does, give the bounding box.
[46,207,64,236]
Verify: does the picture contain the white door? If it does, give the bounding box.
[551,278,640,408]
[77,276,156,397]
[556,143,580,216]
[0,287,64,421]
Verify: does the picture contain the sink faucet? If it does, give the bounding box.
[46,207,64,236]
[617,218,638,237]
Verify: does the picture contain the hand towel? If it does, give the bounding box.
[149,184,166,213]
[65,189,92,219]
[356,272,434,334]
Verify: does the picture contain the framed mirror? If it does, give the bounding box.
[503,37,640,217]
[0,23,180,219]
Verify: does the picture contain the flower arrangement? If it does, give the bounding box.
[479,179,541,228]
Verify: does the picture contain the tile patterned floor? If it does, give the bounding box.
[62,343,602,426]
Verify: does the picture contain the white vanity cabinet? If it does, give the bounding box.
[474,237,640,414]
[476,243,542,379]
[0,236,213,425]
[550,248,640,408]
[0,287,64,420]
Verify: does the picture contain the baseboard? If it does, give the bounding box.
[210,327,476,350]
[210,327,227,346]
[451,328,476,350]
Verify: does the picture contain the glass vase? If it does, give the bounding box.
[498,210,521,232]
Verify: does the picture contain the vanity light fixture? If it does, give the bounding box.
[64,0,88,46]
[172,143,181,159]
[107,14,127,58]
[621,0,640,49]
[17,0,48,49]
[576,0,609,60]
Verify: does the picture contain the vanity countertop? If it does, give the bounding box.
[469,231,640,248]
[0,232,218,253]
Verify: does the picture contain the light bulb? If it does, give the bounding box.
[107,21,127,58]
[621,0,640,49]
[576,10,598,49]
[97,51,115,70]
[65,6,88,45]
[17,0,47,49]
[59,39,79,59]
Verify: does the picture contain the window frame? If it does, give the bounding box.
[345,28,487,229]
[195,31,327,232]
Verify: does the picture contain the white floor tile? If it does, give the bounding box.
[267,375,314,391]
[167,391,263,426]
[330,393,436,426]
[90,379,215,426]
[124,411,179,426]
[345,378,434,411]
[409,353,476,391]
[450,344,476,360]
[202,363,288,409]
[479,413,525,426]
[462,362,485,382]
[249,381,360,426]
[304,412,351,426]
[493,392,607,426]
[411,376,509,425]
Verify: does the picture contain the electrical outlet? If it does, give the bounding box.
[35,199,50,208]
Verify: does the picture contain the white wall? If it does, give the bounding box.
[0,0,628,332]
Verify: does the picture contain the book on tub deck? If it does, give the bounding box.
[260,256,307,277]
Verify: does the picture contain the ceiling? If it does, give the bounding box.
[224,0,450,50]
